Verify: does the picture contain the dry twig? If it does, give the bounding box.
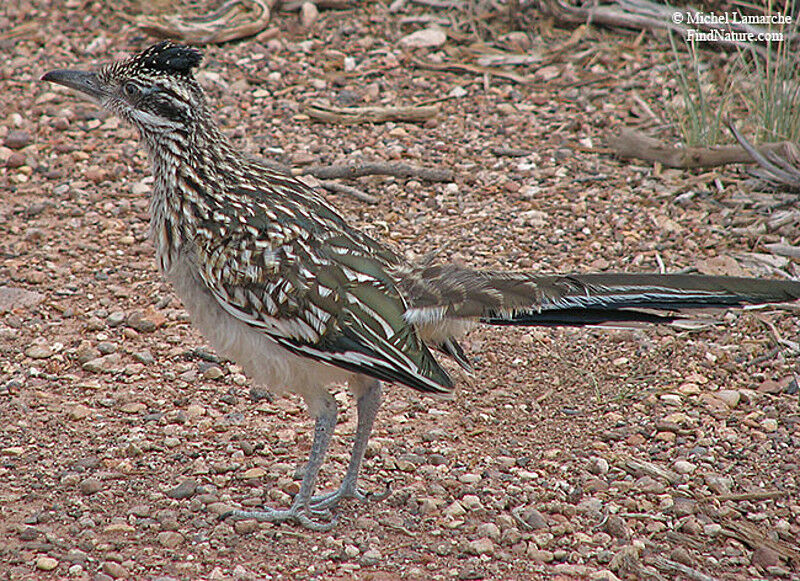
[728,122,800,191]
[306,162,453,182]
[132,0,272,44]
[408,55,532,84]
[317,180,378,204]
[537,0,792,57]
[608,128,794,169]
[305,102,439,124]
[650,556,719,581]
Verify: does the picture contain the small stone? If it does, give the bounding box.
[242,467,267,479]
[104,522,135,533]
[444,501,466,518]
[82,353,122,374]
[107,311,126,327]
[466,537,494,555]
[673,460,696,474]
[590,570,621,581]
[80,477,103,495]
[2,446,25,456]
[4,130,31,149]
[69,404,92,420]
[761,418,778,432]
[521,508,548,530]
[476,522,500,542]
[659,394,682,405]
[751,546,781,569]
[360,548,381,566]
[203,365,224,380]
[527,548,554,562]
[126,310,157,332]
[299,1,319,27]
[25,345,52,359]
[102,561,129,578]
[670,546,694,566]
[157,531,184,548]
[344,544,360,558]
[458,473,481,484]
[119,402,146,414]
[36,556,59,571]
[399,27,447,49]
[716,390,740,408]
[461,494,482,510]
[165,479,197,499]
[604,515,630,540]
[234,519,259,535]
[133,350,155,365]
[588,457,609,475]
[703,523,722,536]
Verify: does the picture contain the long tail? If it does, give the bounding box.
[401,265,800,328]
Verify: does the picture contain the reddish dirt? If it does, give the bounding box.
[1,1,799,580]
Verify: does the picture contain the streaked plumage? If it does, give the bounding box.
[43,42,800,530]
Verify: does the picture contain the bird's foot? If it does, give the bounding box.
[310,481,391,511]
[221,504,337,532]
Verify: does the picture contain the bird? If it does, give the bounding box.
[43,41,800,531]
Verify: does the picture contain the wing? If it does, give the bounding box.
[193,184,453,394]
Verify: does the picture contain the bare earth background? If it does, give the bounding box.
[1,1,799,580]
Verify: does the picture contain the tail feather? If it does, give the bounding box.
[400,265,800,328]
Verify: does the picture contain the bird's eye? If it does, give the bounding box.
[123,82,141,99]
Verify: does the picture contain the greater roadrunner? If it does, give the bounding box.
[44,42,800,531]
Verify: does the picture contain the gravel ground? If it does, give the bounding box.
[1,1,799,580]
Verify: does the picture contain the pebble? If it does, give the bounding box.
[36,556,59,570]
[673,460,696,474]
[761,418,778,432]
[444,501,466,518]
[133,350,155,365]
[588,457,609,475]
[751,546,780,569]
[80,477,103,495]
[242,467,267,479]
[102,561,129,578]
[461,494,482,510]
[157,531,184,548]
[234,520,259,535]
[69,404,92,420]
[458,473,481,484]
[604,515,630,540]
[527,548,554,562]
[716,390,741,408]
[399,27,447,49]
[166,479,198,499]
[521,508,548,530]
[82,353,122,374]
[476,522,500,542]
[299,1,319,27]
[360,548,381,566]
[25,345,52,359]
[4,130,31,149]
[466,537,494,555]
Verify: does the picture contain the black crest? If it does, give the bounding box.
[138,41,203,76]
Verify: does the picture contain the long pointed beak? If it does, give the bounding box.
[41,69,107,102]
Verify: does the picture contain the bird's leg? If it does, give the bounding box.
[225,392,338,531]
[310,378,390,510]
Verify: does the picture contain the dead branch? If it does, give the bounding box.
[721,520,800,563]
[132,0,272,44]
[305,102,439,124]
[317,181,378,204]
[408,55,532,84]
[650,556,719,581]
[306,162,453,182]
[537,0,792,56]
[608,128,794,169]
[728,122,800,191]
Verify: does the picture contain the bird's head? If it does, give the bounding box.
[42,41,206,137]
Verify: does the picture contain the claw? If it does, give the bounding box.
[310,482,391,511]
